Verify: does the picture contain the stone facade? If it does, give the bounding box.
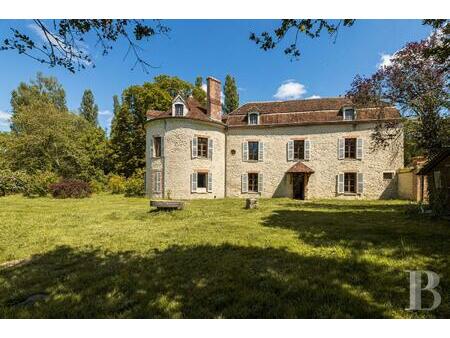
[146,118,226,200]
[226,123,403,199]
[146,119,403,200]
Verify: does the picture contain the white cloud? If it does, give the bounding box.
[378,53,394,69]
[274,80,307,100]
[201,83,207,92]
[0,110,11,130]
[306,95,321,99]
[98,110,112,116]
[0,110,11,123]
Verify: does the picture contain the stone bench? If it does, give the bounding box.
[150,200,185,211]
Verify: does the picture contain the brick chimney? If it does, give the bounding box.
[206,76,222,120]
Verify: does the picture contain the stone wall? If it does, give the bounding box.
[146,118,226,199]
[226,123,403,199]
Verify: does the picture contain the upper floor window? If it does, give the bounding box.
[293,140,305,160]
[153,136,162,158]
[192,136,213,159]
[175,104,184,116]
[248,112,259,125]
[197,137,208,158]
[248,141,259,161]
[345,138,357,159]
[343,107,356,121]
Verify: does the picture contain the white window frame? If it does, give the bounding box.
[383,171,395,180]
[244,140,263,162]
[248,112,260,125]
[172,95,187,117]
[191,171,212,193]
[153,171,162,193]
[343,107,356,121]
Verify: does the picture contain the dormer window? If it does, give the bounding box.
[343,107,356,121]
[175,104,184,116]
[248,112,259,125]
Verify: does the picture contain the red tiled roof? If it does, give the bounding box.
[226,98,400,127]
[286,162,315,173]
[146,97,223,124]
[146,97,400,127]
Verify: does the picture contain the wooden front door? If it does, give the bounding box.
[293,173,305,200]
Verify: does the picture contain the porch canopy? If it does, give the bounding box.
[286,162,314,174]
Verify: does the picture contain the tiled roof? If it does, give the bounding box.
[226,98,400,127]
[416,147,450,175]
[286,161,315,173]
[146,97,400,127]
[146,97,223,124]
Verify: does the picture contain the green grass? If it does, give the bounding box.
[0,194,448,318]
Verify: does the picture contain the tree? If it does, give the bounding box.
[1,20,170,73]
[250,20,355,60]
[110,75,193,176]
[346,36,448,211]
[8,74,109,180]
[192,76,206,105]
[109,98,136,177]
[11,73,67,122]
[223,75,239,114]
[79,89,99,126]
[250,20,449,63]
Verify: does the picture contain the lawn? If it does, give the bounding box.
[0,194,448,318]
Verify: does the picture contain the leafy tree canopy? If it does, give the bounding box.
[223,75,239,114]
[79,89,99,126]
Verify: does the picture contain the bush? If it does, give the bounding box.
[107,175,126,194]
[23,171,59,197]
[49,179,92,199]
[0,169,28,196]
[124,171,145,197]
[89,179,106,194]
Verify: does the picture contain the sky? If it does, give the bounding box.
[0,19,432,132]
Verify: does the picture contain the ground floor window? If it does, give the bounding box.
[197,172,207,189]
[344,172,356,193]
[248,173,258,192]
[383,172,394,180]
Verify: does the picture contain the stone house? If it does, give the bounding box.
[145,76,404,200]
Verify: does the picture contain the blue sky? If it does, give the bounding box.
[0,19,432,132]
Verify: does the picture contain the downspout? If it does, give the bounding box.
[224,125,228,198]
[163,119,168,199]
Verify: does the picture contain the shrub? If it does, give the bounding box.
[23,171,59,197]
[124,171,145,197]
[49,179,92,199]
[0,169,28,196]
[107,175,126,194]
[89,180,106,194]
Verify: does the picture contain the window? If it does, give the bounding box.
[153,136,162,158]
[175,104,184,116]
[343,108,356,121]
[197,137,208,158]
[344,172,357,193]
[383,172,394,180]
[248,113,259,125]
[345,138,356,159]
[197,172,207,189]
[153,171,162,193]
[248,141,259,161]
[293,140,305,160]
[248,173,258,192]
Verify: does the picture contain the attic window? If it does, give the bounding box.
[343,107,356,121]
[175,104,184,116]
[248,112,259,125]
